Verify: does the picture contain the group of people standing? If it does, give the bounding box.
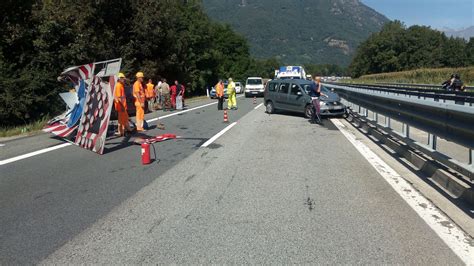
[215,78,237,110]
[113,71,186,136]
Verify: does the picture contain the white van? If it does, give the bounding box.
[245,77,264,97]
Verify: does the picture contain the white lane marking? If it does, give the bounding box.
[201,122,237,148]
[0,143,5,147]
[0,143,72,166]
[1,97,250,166]
[331,118,474,264]
[0,100,222,166]
[254,103,263,110]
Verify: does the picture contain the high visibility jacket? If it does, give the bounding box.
[145,82,156,98]
[227,81,236,94]
[133,80,145,104]
[114,81,127,111]
[215,83,224,97]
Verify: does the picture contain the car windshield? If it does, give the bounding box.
[247,79,262,85]
[235,82,241,86]
[303,84,331,94]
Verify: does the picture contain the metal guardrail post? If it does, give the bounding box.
[402,123,410,138]
[386,117,391,128]
[469,149,473,165]
[428,134,437,150]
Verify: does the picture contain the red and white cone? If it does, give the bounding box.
[223,109,229,123]
[253,96,257,104]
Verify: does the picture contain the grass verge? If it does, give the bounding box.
[344,66,474,86]
[0,116,50,138]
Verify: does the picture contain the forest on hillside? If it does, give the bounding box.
[349,21,474,77]
[203,0,389,66]
[0,0,281,127]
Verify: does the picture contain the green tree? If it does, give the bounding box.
[466,37,474,65]
[349,20,470,77]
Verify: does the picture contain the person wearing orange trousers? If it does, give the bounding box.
[133,72,146,131]
[114,73,132,136]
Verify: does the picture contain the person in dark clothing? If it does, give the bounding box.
[309,76,326,124]
[442,73,464,91]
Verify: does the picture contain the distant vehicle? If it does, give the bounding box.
[245,77,264,97]
[235,82,243,94]
[275,66,307,79]
[263,79,346,118]
[210,81,229,99]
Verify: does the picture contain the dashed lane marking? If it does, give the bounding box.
[201,122,238,148]
[0,100,225,166]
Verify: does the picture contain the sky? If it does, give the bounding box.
[361,0,473,30]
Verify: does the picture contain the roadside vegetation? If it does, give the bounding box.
[0,116,50,138]
[346,66,474,86]
[0,0,280,128]
[349,21,474,78]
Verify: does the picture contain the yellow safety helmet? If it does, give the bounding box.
[118,72,126,78]
[136,72,144,78]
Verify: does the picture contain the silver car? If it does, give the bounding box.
[263,79,346,118]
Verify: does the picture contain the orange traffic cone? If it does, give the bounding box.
[253,96,257,104]
[223,109,229,123]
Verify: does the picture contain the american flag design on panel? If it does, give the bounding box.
[43,58,122,154]
[74,75,116,154]
[42,63,94,138]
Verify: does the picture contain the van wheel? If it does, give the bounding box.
[304,104,313,118]
[266,101,275,114]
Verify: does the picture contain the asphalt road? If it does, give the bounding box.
[0,96,468,264]
[0,95,253,264]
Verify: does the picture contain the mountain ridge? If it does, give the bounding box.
[202,0,389,66]
[442,26,474,40]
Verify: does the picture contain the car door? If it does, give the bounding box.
[287,83,306,112]
[275,82,290,110]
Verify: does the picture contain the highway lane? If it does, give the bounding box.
[0,95,257,264]
[2,95,471,264]
[40,107,466,264]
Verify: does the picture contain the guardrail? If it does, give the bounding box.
[326,82,474,101]
[325,83,474,184]
[375,82,474,92]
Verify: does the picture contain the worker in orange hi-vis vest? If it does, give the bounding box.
[114,72,133,136]
[145,78,156,111]
[133,72,146,131]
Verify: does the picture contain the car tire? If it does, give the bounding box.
[304,104,313,119]
[266,101,275,114]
